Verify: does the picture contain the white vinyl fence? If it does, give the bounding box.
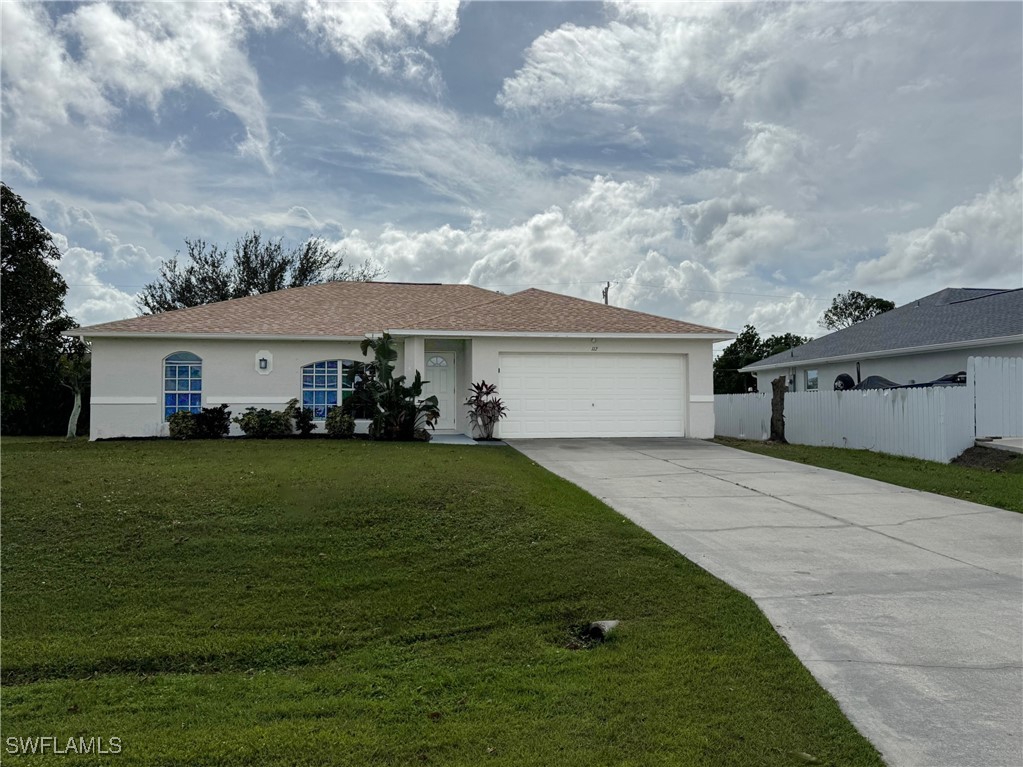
[970,356,1023,438]
[714,355,1022,463]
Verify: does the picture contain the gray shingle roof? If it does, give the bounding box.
[742,288,1023,371]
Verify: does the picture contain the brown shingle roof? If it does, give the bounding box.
[403,288,730,335]
[72,282,499,337]
[70,282,731,338]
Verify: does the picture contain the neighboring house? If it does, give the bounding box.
[741,287,1023,392]
[67,282,733,440]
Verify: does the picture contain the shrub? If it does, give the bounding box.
[233,405,293,438]
[465,380,508,440]
[168,411,199,440]
[195,404,231,438]
[168,404,232,440]
[325,408,356,438]
[285,398,317,437]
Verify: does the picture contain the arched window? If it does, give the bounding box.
[164,352,202,420]
[301,359,368,419]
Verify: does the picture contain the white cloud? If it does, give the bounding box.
[496,3,865,115]
[855,175,1023,288]
[67,2,277,169]
[300,0,460,91]
[327,92,573,217]
[0,2,112,132]
[3,1,469,169]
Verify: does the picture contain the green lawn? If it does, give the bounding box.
[1,438,884,766]
[715,437,1023,513]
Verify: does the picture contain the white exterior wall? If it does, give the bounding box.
[755,342,1023,392]
[467,336,716,439]
[89,334,718,440]
[89,337,393,439]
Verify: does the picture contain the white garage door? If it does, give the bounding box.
[498,353,685,438]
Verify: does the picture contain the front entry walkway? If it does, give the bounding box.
[510,438,1023,767]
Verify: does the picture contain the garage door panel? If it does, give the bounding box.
[498,353,684,438]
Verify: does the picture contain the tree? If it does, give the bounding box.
[137,232,385,314]
[58,341,90,440]
[762,332,812,359]
[1,183,79,435]
[820,290,894,330]
[713,325,765,394]
[713,326,814,394]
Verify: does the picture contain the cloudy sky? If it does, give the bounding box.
[3,1,1021,343]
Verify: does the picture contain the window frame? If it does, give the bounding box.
[300,359,368,420]
[804,369,819,391]
[163,352,203,420]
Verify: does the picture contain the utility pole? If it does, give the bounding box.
[602,281,610,305]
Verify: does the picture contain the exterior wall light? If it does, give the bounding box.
[255,350,273,375]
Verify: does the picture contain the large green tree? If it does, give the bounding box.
[820,290,894,330]
[1,183,80,435]
[713,325,764,394]
[762,332,812,359]
[713,326,811,394]
[138,232,385,314]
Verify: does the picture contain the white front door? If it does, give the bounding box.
[423,352,456,430]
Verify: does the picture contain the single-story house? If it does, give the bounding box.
[68,282,733,440]
[741,287,1023,392]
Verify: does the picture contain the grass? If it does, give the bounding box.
[1,438,884,766]
[715,437,1023,513]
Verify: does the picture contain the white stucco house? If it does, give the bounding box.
[741,287,1023,392]
[68,282,733,440]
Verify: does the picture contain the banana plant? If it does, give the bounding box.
[353,333,439,440]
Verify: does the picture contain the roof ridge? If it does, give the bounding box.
[401,287,508,326]
[946,287,1018,305]
[515,287,732,334]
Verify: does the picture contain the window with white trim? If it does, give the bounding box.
[164,352,202,420]
[301,360,368,419]
[804,369,819,391]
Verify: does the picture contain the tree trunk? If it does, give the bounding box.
[770,375,787,443]
[66,388,81,440]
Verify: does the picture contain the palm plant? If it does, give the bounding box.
[465,380,508,440]
[350,333,439,440]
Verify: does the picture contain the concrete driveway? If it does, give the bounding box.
[510,438,1023,767]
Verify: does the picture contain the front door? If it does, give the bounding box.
[423,352,456,430]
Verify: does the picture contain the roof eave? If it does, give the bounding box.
[64,330,370,342]
[390,328,735,340]
[66,328,736,342]
[739,334,1023,373]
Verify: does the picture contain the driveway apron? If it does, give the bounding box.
[510,438,1023,767]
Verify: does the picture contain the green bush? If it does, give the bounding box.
[170,404,232,439]
[285,399,317,437]
[168,411,199,440]
[196,404,231,438]
[325,408,356,438]
[232,406,293,438]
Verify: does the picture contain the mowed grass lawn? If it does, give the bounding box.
[715,437,1023,513]
[2,438,883,766]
